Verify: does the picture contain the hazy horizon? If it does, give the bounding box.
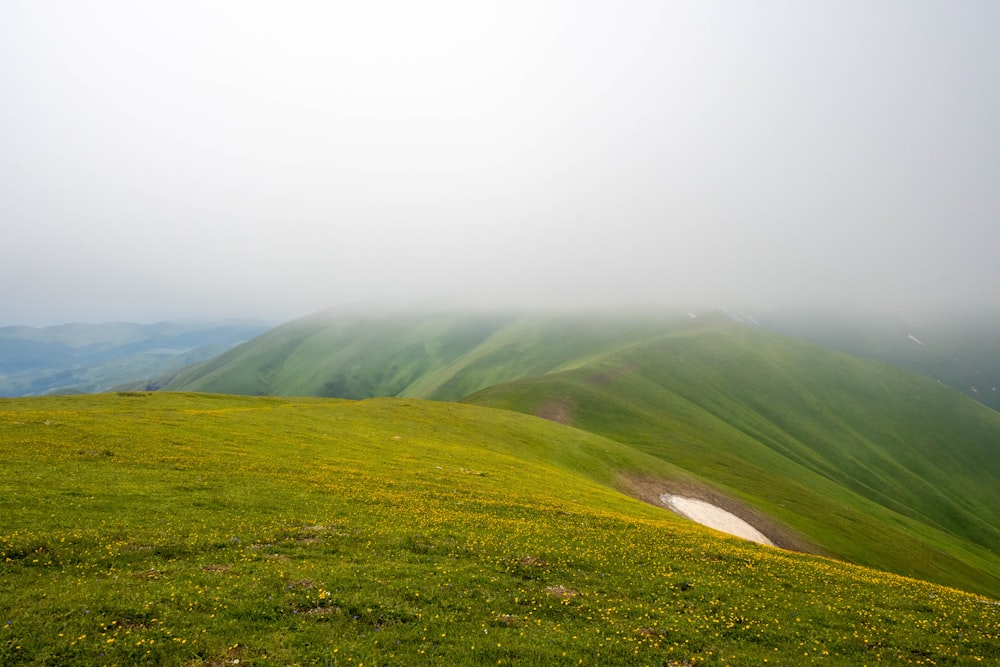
[4,2,999,327]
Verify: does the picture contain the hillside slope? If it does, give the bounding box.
[464,319,1000,598]
[755,305,1000,412]
[159,311,1000,597]
[1,393,997,665]
[161,310,680,400]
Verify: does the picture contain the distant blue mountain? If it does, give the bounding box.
[0,320,274,396]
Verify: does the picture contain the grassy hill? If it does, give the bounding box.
[161,310,680,400]
[1,392,997,666]
[755,305,1000,412]
[464,318,1000,599]
[157,310,1000,601]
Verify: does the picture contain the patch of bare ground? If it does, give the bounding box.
[535,398,574,425]
[201,564,232,573]
[619,473,825,556]
[545,585,579,599]
[493,613,521,627]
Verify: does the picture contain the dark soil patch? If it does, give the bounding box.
[535,398,574,425]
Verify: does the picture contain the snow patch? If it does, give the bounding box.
[660,494,774,546]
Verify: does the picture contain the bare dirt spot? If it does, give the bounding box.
[201,564,232,573]
[106,617,153,632]
[519,556,548,567]
[545,585,579,598]
[536,399,574,425]
[494,613,521,627]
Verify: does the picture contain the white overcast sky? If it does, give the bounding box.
[2,1,999,325]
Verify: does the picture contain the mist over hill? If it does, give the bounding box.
[7,306,1000,594]
[160,308,689,399]
[0,320,272,396]
[147,307,1000,598]
[463,319,1000,597]
[4,0,999,659]
[751,304,1000,412]
[162,304,1000,412]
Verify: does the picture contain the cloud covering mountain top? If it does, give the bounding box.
[3,1,998,325]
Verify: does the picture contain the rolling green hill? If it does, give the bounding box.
[160,309,681,400]
[464,318,1000,598]
[755,305,1000,412]
[157,310,1000,601]
[1,393,997,665]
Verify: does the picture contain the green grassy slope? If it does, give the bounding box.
[464,318,1000,599]
[162,310,1000,598]
[2,393,997,666]
[756,305,1000,412]
[161,310,679,400]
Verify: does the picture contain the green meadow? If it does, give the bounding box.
[160,309,1000,600]
[465,321,1000,600]
[2,392,998,665]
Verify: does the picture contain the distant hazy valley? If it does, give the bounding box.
[0,319,273,397]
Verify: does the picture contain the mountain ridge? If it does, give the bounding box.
[150,309,1000,598]
[463,321,1000,597]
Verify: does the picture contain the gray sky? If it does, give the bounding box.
[3,1,999,325]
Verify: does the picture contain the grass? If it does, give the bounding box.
[1,392,998,665]
[464,320,1000,599]
[162,311,678,400]
[161,312,1000,598]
